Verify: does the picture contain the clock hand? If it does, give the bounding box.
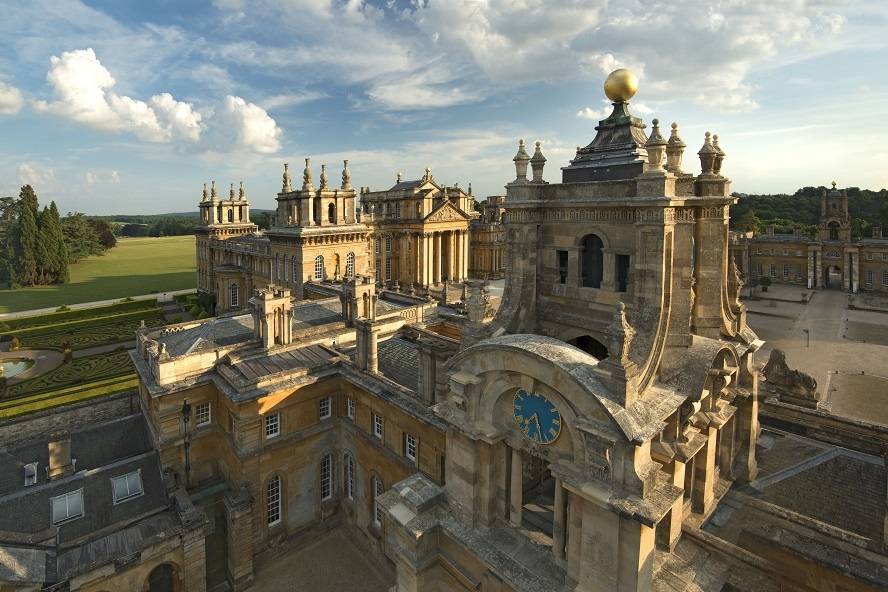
[532,414,542,439]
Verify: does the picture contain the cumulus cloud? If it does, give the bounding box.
[0,81,24,115]
[85,170,121,185]
[34,48,279,152]
[18,163,56,187]
[576,106,609,121]
[85,171,97,185]
[110,170,121,183]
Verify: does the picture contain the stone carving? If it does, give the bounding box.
[341,159,351,190]
[606,302,635,368]
[762,349,821,409]
[282,163,292,192]
[202,182,208,201]
[320,164,329,190]
[427,203,464,222]
[302,158,313,191]
[583,433,613,484]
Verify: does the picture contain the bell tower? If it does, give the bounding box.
[818,181,851,242]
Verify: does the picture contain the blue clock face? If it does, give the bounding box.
[513,389,562,445]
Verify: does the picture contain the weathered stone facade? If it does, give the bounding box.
[731,184,888,292]
[469,195,507,279]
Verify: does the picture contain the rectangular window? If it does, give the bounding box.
[319,397,332,420]
[385,257,392,281]
[265,413,281,438]
[556,250,568,284]
[267,476,281,526]
[373,414,384,439]
[195,402,211,426]
[24,462,38,487]
[111,470,144,504]
[769,264,776,277]
[866,270,873,285]
[783,265,789,280]
[616,254,630,292]
[883,270,888,287]
[373,476,383,527]
[783,249,788,256]
[385,237,392,252]
[756,263,763,276]
[51,490,84,525]
[405,434,417,464]
[345,455,355,500]
[882,253,888,262]
[321,454,332,501]
[347,398,355,420]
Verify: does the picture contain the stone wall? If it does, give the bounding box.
[0,390,137,446]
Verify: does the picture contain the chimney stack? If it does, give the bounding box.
[48,431,75,480]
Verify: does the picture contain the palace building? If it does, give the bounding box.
[469,194,507,279]
[196,163,475,315]
[730,183,888,292]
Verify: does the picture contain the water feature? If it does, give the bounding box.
[0,358,35,378]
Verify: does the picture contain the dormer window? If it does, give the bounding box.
[24,462,38,487]
[111,470,144,504]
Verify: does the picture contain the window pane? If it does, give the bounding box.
[127,472,143,496]
[112,476,128,501]
[68,491,82,517]
[52,497,67,524]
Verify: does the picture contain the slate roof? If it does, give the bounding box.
[376,337,419,390]
[228,344,336,382]
[158,314,254,357]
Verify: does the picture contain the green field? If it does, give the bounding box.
[0,236,196,313]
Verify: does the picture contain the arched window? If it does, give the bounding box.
[345,252,355,279]
[828,221,839,241]
[344,454,355,500]
[230,282,239,308]
[372,475,383,527]
[328,202,336,223]
[581,234,604,288]
[146,563,177,592]
[320,454,333,501]
[416,203,422,218]
[266,475,281,526]
[569,335,608,360]
[292,258,299,283]
[314,255,324,280]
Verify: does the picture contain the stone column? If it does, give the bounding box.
[657,459,685,551]
[553,477,566,559]
[843,251,851,291]
[462,231,470,281]
[601,248,617,291]
[182,527,208,592]
[224,488,254,591]
[851,251,859,293]
[509,447,523,527]
[368,324,379,374]
[692,423,717,515]
[815,249,823,288]
[434,232,443,285]
[807,248,816,290]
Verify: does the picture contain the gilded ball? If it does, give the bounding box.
[604,68,638,102]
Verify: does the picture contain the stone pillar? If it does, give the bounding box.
[657,459,685,552]
[843,251,851,291]
[692,424,717,514]
[851,251,859,293]
[415,233,424,288]
[807,248,816,290]
[553,477,566,559]
[815,249,823,288]
[567,247,580,285]
[601,248,617,291]
[693,205,730,338]
[224,488,254,591]
[434,232,443,285]
[509,447,522,527]
[462,230,470,281]
[734,352,759,483]
[182,528,208,592]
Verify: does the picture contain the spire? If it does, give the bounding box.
[697,132,717,176]
[341,159,351,190]
[202,182,208,201]
[511,139,530,184]
[530,141,547,183]
[666,122,686,174]
[645,119,667,172]
[302,158,313,191]
[229,183,235,200]
[282,163,292,192]
[211,180,218,199]
[712,134,725,176]
[320,163,329,190]
[239,181,246,200]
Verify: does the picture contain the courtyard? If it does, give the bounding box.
[744,284,888,425]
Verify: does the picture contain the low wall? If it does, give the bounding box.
[761,397,888,456]
[0,390,137,446]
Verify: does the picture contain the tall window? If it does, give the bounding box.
[328,202,336,223]
[292,258,299,283]
[372,476,383,527]
[783,265,789,280]
[385,257,392,281]
[195,402,211,426]
[267,476,281,526]
[321,454,333,501]
[829,222,839,241]
[373,414,384,439]
[405,433,417,464]
[345,454,355,500]
[111,471,144,504]
[319,396,332,420]
[769,264,776,277]
[581,234,603,288]
[616,254,630,292]
[265,413,281,439]
[756,263,763,277]
[347,397,355,420]
[866,270,873,286]
[51,490,84,525]
[385,237,392,252]
[314,255,325,280]
[883,270,888,287]
[556,250,568,284]
[346,252,355,279]
[230,282,239,308]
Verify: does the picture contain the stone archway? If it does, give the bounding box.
[144,563,180,592]
[826,265,842,289]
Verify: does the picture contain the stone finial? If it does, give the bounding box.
[239,181,246,199]
[210,180,218,199]
[712,134,725,176]
[530,140,547,183]
[302,158,313,191]
[697,132,717,176]
[202,182,208,201]
[397,171,402,183]
[512,139,530,183]
[832,180,837,189]
[320,163,329,190]
[666,122,686,174]
[605,302,635,367]
[341,159,351,190]
[645,119,667,172]
[468,182,472,195]
[728,253,743,306]
[229,183,236,200]
[282,163,292,192]
[423,167,432,182]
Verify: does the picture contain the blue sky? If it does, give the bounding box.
[0,0,886,215]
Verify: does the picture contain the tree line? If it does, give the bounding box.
[0,185,117,288]
[730,185,888,238]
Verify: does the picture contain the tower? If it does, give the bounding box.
[818,181,851,242]
[196,180,256,298]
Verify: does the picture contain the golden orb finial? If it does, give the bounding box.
[604,68,638,103]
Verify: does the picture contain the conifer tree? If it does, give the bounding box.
[36,207,55,284]
[48,201,69,283]
[13,187,38,286]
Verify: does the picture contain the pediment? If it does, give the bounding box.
[423,200,470,223]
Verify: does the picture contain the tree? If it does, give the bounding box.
[735,209,761,233]
[62,213,102,262]
[48,202,69,283]
[35,207,54,284]
[89,218,117,249]
[12,187,38,286]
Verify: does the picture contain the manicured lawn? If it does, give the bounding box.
[0,235,196,313]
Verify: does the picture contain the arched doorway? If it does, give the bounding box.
[145,563,179,592]
[826,265,842,289]
[568,335,608,360]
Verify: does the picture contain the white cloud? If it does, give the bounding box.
[110,170,121,183]
[212,96,282,153]
[85,171,97,185]
[17,163,56,188]
[576,107,608,121]
[33,48,279,153]
[260,91,327,111]
[0,81,24,115]
[85,170,122,185]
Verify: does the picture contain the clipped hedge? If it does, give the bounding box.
[10,309,166,351]
[4,299,158,331]
[0,374,138,419]
[3,349,135,399]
